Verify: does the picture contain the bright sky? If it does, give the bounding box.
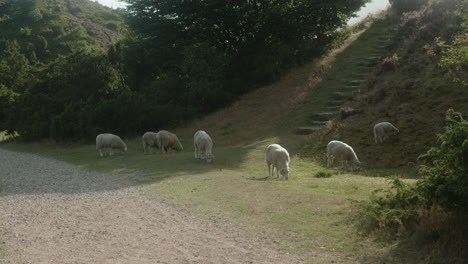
[348,0,391,25]
[93,0,128,9]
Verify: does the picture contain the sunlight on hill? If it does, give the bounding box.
[348,0,390,26]
[92,0,128,9]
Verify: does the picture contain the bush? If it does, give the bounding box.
[417,109,468,211]
[359,110,468,232]
[390,0,428,13]
[358,177,424,233]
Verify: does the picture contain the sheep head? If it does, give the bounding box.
[280,167,292,179]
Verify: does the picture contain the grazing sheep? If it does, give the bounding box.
[194,130,215,162]
[156,130,183,154]
[326,140,360,170]
[374,122,399,144]
[142,132,159,154]
[266,144,291,180]
[96,133,127,157]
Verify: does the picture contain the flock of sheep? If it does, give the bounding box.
[96,130,215,163]
[95,121,399,179]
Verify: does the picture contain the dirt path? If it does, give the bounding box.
[0,148,303,264]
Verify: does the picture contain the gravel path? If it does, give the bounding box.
[0,148,303,264]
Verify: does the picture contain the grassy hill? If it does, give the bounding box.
[1,0,467,263]
[0,0,124,62]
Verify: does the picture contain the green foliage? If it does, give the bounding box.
[360,110,468,232]
[358,177,423,232]
[123,0,368,108]
[390,0,428,13]
[435,0,468,84]
[417,109,468,211]
[0,40,30,90]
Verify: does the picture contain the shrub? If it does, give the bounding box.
[358,178,424,233]
[359,110,468,232]
[390,0,428,13]
[417,109,468,212]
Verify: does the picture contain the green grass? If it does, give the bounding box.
[0,15,430,263]
[0,133,406,262]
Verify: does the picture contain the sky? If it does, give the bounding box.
[93,0,128,9]
[92,0,390,24]
[347,0,391,25]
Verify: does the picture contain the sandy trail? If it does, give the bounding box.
[0,148,303,264]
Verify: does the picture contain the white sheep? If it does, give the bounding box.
[266,144,291,180]
[142,132,159,154]
[96,133,127,157]
[156,130,183,154]
[194,130,215,162]
[326,140,360,170]
[374,122,399,144]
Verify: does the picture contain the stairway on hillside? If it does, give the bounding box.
[296,25,397,135]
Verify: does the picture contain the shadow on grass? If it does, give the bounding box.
[0,136,259,195]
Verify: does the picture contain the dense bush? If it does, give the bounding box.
[417,109,468,211]
[359,110,468,231]
[390,0,429,13]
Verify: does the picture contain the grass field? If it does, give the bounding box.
[0,16,427,263]
[0,130,415,263]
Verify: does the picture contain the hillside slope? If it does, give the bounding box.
[182,0,467,173]
[0,0,124,62]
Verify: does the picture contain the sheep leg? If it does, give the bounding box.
[99,149,103,157]
[194,144,198,158]
[327,154,334,168]
[267,161,271,177]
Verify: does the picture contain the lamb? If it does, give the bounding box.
[326,140,360,170]
[374,122,399,144]
[156,130,183,154]
[266,144,291,180]
[96,133,127,157]
[194,130,215,162]
[142,132,159,154]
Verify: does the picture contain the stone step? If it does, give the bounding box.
[365,56,380,61]
[347,79,366,85]
[310,120,331,125]
[333,91,356,99]
[358,66,374,72]
[377,36,391,40]
[326,106,341,110]
[327,100,344,106]
[310,112,338,121]
[296,126,322,134]
[344,86,361,91]
[358,60,379,67]
[352,73,369,79]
